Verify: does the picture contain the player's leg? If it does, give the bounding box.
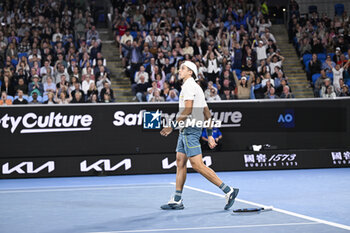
[175,152,188,193]
[189,154,239,210]
[161,135,187,210]
[188,154,221,186]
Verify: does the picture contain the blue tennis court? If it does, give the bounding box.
[1,168,349,233]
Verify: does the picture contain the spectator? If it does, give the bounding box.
[71,92,85,103]
[15,77,28,95]
[166,89,179,102]
[234,71,254,99]
[308,53,322,85]
[207,88,221,102]
[151,68,166,90]
[100,82,114,102]
[82,75,95,95]
[87,82,99,100]
[333,61,350,92]
[93,73,106,91]
[149,89,165,102]
[311,38,324,54]
[29,90,42,105]
[86,25,100,45]
[280,86,295,98]
[267,53,285,75]
[147,80,161,101]
[322,55,336,73]
[1,75,16,96]
[320,78,336,98]
[204,81,218,100]
[88,93,99,103]
[135,75,149,102]
[134,65,149,84]
[71,82,85,102]
[13,89,28,105]
[203,50,222,83]
[43,76,56,96]
[220,87,234,100]
[28,75,44,96]
[314,70,329,97]
[55,91,72,105]
[252,76,265,99]
[335,79,345,96]
[43,92,56,105]
[265,87,279,99]
[201,127,223,151]
[339,85,350,97]
[0,91,12,105]
[254,40,268,64]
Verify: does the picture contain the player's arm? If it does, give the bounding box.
[160,100,193,137]
[177,100,193,122]
[203,106,217,149]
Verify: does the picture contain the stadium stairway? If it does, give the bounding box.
[271,25,314,98]
[98,28,133,102]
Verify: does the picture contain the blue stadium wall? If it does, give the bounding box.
[0,98,349,178]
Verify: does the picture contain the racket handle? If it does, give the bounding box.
[263,206,274,211]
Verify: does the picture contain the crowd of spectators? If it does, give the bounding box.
[288,0,350,97]
[113,0,295,102]
[0,0,114,106]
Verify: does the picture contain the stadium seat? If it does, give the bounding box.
[98,13,105,23]
[18,53,28,59]
[308,5,317,14]
[346,80,350,87]
[293,37,299,49]
[334,4,344,16]
[303,54,312,69]
[328,53,335,59]
[317,53,326,62]
[303,54,312,62]
[6,95,14,101]
[234,69,241,77]
[312,73,321,84]
[327,72,333,81]
[42,95,48,102]
[11,59,18,67]
[304,60,312,73]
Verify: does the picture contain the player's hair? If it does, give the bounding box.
[191,72,196,79]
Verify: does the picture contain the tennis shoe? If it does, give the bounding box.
[160,196,184,210]
[224,187,239,210]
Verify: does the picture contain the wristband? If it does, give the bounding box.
[207,128,213,137]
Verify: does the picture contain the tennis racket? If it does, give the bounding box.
[233,206,273,213]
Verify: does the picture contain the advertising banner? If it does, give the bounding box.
[1,149,349,178]
[0,98,349,158]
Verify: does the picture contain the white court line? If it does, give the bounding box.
[180,183,350,231]
[0,185,172,194]
[90,222,319,233]
[0,183,171,191]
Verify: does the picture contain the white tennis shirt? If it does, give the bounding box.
[178,77,207,125]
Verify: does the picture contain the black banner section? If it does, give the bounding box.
[0,98,349,158]
[1,149,349,178]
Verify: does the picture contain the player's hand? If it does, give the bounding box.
[160,127,173,137]
[208,136,217,149]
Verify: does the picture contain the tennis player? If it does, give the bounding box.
[160,61,239,210]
